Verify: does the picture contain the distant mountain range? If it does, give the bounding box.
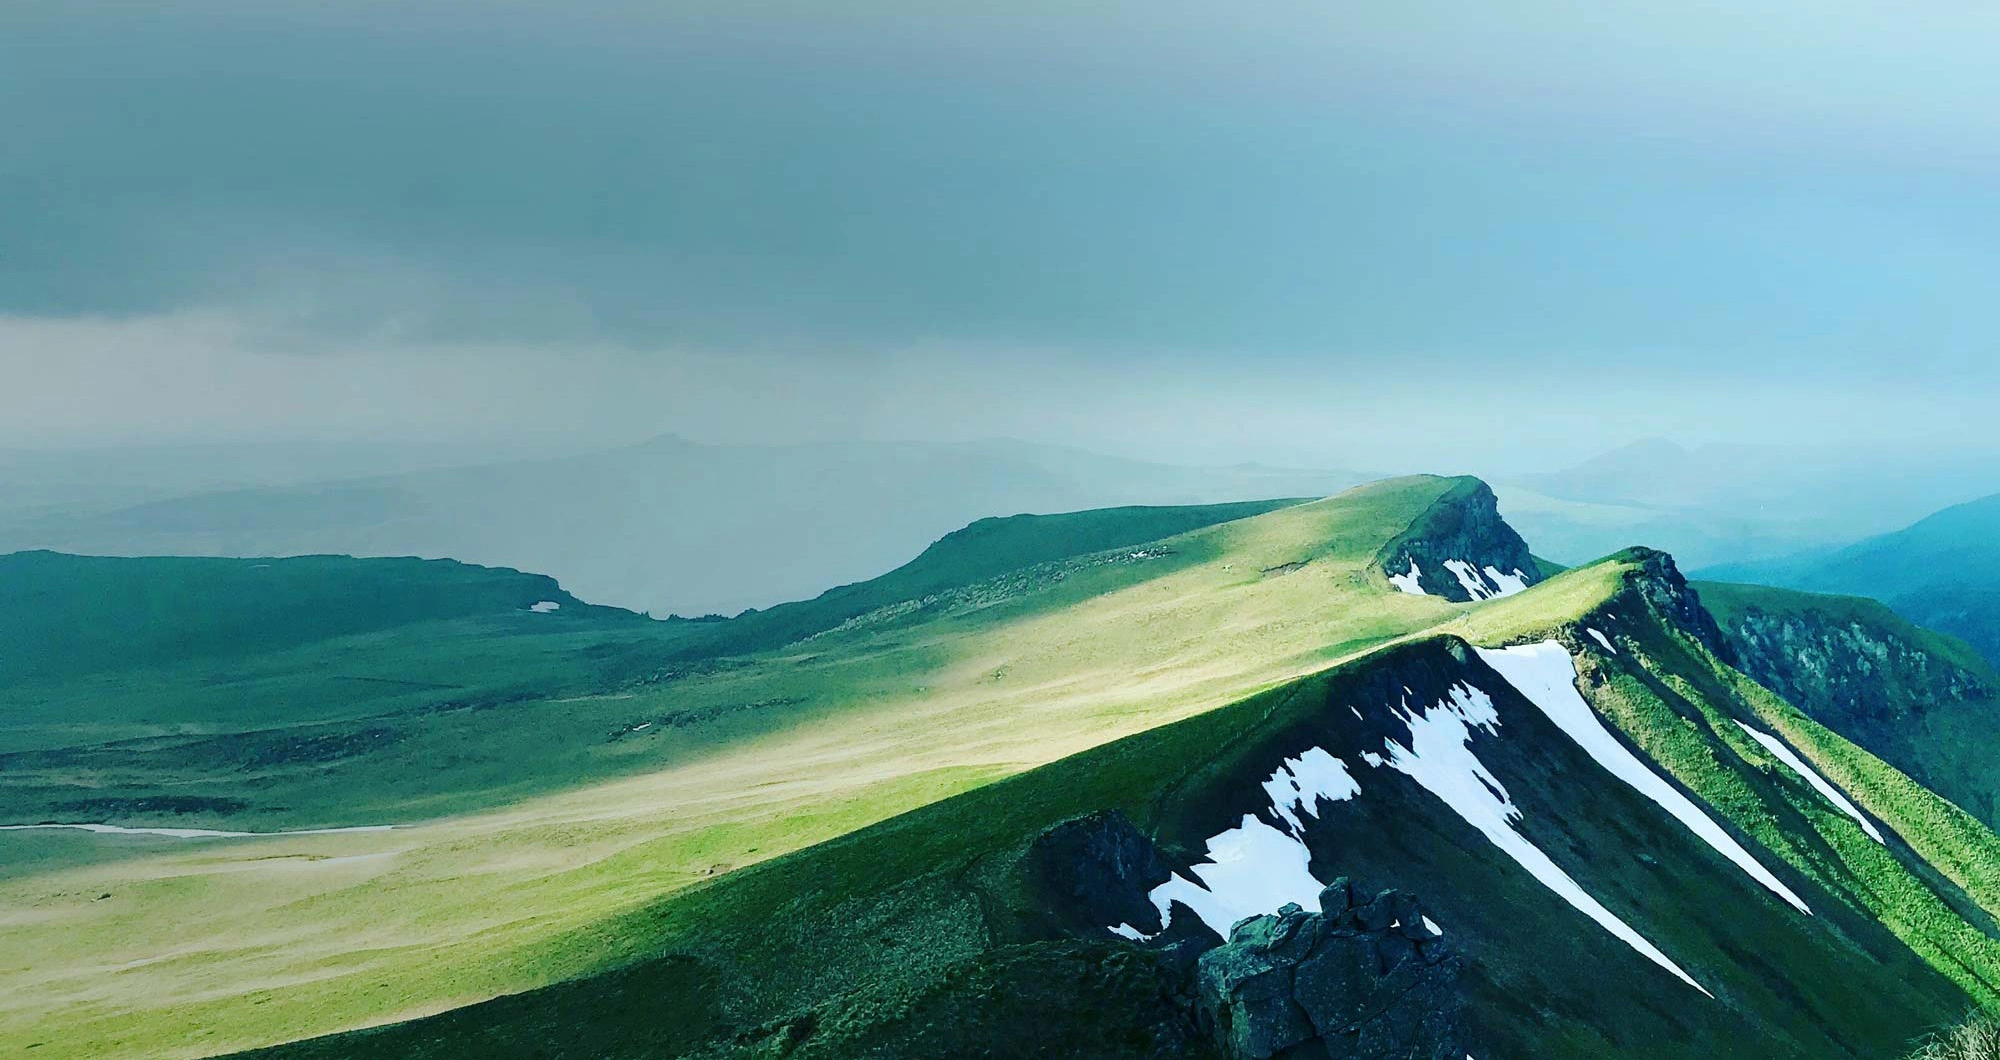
[1703,490,2000,666]
[0,436,1366,618]
[14,433,2000,644]
[1495,437,2000,571]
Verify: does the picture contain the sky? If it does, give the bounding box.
[6,0,2000,473]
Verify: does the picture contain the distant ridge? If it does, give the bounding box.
[0,437,1366,619]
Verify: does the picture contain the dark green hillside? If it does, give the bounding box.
[0,551,630,684]
[245,561,2000,1060]
[0,499,1309,832]
[1700,581,2000,826]
[19,482,2000,1060]
[1703,492,2000,667]
[665,497,1304,654]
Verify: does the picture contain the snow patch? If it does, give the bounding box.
[1261,747,1361,833]
[1586,628,1617,654]
[1147,814,1328,938]
[1442,560,1530,601]
[1378,682,1713,996]
[1109,923,1147,941]
[1422,915,1444,935]
[1443,560,1493,600]
[528,600,561,613]
[1735,722,1885,844]
[1474,642,1812,916]
[1132,747,1361,938]
[1388,558,1428,595]
[1483,566,1529,597]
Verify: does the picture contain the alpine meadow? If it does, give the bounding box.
[8,3,2000,1059]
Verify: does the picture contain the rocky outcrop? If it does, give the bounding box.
[1027,811,1178,937]
[1720,607,1992,731]
[1024,817,1468,1059]
[1707,591,2000,820]
[1622,548,1731,659]
[1194,881,1466,1060]
[1580,547,1733,662]
[1378,478,1539,602]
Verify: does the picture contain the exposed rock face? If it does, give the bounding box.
[1620,548,1731,660]
[1194,880,1466,1060]
[1025,819,1467,1059]
[1712,597,2000,821]
[1379,479,1539,602]
[1028,811,1176,937]
[1721,610,1992,731]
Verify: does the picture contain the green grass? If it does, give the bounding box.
[1503,572,2000,1007]
[0,477,1480,1060]
[1698,579,2000,827]
[0,499,1348,833]
[14,477,2000,1060]
[243,633,1977,1060]
[0,551,633,684]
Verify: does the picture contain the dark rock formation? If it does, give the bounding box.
[1379,478,1539,602]
[1194,880,1466,1060]
[1617,548,1732,661]
[1710,592,2000,822]
[1720,606,1992,732]
[1025,819,1467,1058]
[1027,811,1177,937]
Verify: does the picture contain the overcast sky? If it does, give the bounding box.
[6,1,1999,472]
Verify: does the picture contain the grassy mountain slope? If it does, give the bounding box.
[665,497,1304,653]
[10,478,1999,1060]
[0,435,1366,618]
[1,477,1504,1059]
[0,500,1297,837]
[1698,581,2000,826]
[241,552,2000,1060]
[1703,491,2000,668]
[0,551,625,684]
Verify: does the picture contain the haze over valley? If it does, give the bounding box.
[8,3,2000,1059]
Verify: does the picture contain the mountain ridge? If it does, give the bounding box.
[0,437,1369,619]
[8,476,2000,1060]
[233,545,2000,1060]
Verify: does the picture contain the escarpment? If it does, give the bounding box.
[1377,478,1540,602]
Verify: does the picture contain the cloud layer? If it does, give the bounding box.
[5,1,1999,461]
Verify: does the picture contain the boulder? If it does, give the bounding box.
[1194,887,1467,1060]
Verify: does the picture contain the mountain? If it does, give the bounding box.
[237,554,2000,1060]
[0,498,1294,834]
[1497,438,2000,572]
[0,551,637,685]
[9,476,2000,1060]
[0,436,1368,619]
[1703,492,2000,667]
[1697,581,2000,827]
[0,441,560,518]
